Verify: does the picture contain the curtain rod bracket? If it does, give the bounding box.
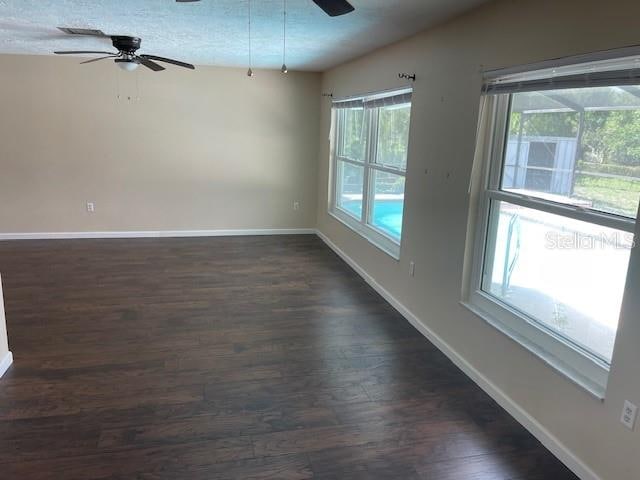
[321,92,333,97]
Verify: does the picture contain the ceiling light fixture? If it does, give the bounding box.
[116,59,140,71]
[281,0,288,74]
[247,0,254,77]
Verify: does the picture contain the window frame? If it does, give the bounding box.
[465,93,637,399]
[329,91,412,259]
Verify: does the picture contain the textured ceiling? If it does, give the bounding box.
[0,0,489,71]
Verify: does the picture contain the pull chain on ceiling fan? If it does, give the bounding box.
[281,0,288,74]
[247,0,254,77]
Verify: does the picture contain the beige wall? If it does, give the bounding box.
[0,55,320,233]
[316,0,640,479]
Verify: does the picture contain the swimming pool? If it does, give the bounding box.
[341,199,404,239]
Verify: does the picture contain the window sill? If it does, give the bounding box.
[460,299,607,401]
[328,209,401,260]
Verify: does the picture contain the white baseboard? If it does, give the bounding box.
[0,228,316,241]
[0,351,13,378]
[316,230,600,480]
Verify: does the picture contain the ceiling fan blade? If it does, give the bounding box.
[311,0,354,16]
[80,55,118,65]
[140,55,195,70]
[137,56,166,72]
[57,27,107,36]
[54,50,116,55]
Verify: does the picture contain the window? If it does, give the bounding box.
[330,89,412,257]
[466,58,640,397]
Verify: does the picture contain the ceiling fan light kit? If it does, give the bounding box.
[115,59,140,71]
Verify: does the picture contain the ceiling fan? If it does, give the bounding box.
[176,0,355,17]
[54,33,195,72]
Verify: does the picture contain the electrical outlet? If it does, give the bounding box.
[293,201,300,211]
[621,400,637,430]
[86,202,95,213]
[409,261,416,277]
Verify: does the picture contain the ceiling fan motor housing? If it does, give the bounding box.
[112,36,141,53]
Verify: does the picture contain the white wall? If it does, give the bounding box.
[0,55,320,234]
[0,274,11,378]
[316,0,640,478]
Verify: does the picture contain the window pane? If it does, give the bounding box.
[336,161,364,219]
[503,86,640,218]
[368,170,405,240]
[338,108,367,162]
[376,104,411,170]
[482,200,632,362]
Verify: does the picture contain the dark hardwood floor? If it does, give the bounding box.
[0,235,577,479]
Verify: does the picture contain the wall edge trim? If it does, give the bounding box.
[0,229,316,241]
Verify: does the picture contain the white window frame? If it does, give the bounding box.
[329,90,412,259]
[464,91,637,400]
